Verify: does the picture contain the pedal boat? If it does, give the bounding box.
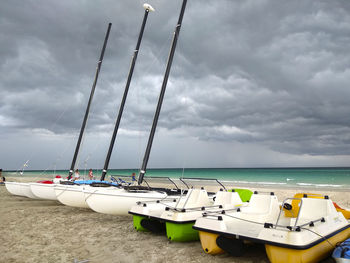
[128,177,217,234]
[129,178,251,242]
[129,188,244,242]
[193,193,350,263]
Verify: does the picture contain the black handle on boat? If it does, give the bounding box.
[68,23,112,180]
[100,6,154,181]
[138,0,188,185]
[139,176,180,190]
[180,177,227,191]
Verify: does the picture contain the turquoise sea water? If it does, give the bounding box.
[4,167,350,190]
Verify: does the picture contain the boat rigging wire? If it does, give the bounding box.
[38,132,78,177]
[134,32,174,168]
[138,0,188,185]
[14,104,70,175]
[99,4,154,181]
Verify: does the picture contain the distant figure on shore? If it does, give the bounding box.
[131,172,136,182]
[0,169,5,185]
[73,169,80,181]
[88,169,94,180]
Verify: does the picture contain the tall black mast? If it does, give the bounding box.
[138,0,188,185]
[68,23,112,180]
[100,4,155,181]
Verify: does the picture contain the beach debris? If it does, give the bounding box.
[73,259,89,263]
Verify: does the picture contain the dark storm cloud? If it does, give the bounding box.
[1,0,350,169]
[156,0,350,156]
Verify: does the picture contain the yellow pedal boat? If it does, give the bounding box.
[193,192,350,263]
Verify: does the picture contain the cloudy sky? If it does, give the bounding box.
[1,0,350,171]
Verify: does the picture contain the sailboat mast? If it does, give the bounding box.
[100,4,155,181]
[68,23,112,180]
[138,0,188,185]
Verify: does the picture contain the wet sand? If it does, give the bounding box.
[1,176,347,263]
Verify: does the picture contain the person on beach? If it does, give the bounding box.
[73,169,80,181]
[0,169,5,184]
[0,169,6,184]
[88,169,94,180]
[131,172,136,182]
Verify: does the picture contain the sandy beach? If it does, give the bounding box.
[1,176,348,263]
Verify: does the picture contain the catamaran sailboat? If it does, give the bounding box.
[84,0,189,215]
[54,3,155,208]
[22,23,113,202]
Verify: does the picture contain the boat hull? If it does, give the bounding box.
[21,183,40,199]
[130,198,180,232]
[55,185,89,208]
[30,183,58,200]
[266,227,350,263]
[5,182,23,196]
[165,221,198,242]
[198,231,224,255]
[133,215,150,232]
[84,188,168,216]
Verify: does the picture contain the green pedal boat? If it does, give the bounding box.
[129,179,252,242]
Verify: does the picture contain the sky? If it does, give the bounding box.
[1,0,350,171]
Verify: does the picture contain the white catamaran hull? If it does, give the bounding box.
[5,182,24,196]
[20,183,40,199]
[54,184,90,208]
[5,182,39,199]
[30,183,58,201]
[84,187,168,216]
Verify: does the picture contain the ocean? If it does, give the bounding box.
[4,167,350,190]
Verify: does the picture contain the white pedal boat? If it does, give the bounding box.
[193,193,350,262]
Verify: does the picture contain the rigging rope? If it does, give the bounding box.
[15,100,71,174]
[39,131,79,177]
[135,29,173,166]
